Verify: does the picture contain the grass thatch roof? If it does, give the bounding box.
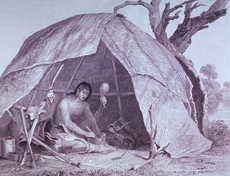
[0,13,211,158]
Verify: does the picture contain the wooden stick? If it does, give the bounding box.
[50,63,64,88]
[20,116,39,166]
[85,126,92,132]
[6,109,17,123]
[35,88,135,97]
[111,56,123,116]
[66,57,86,90]
[111,152,126,160]
[32,136,80,167]
[19,107,36,168]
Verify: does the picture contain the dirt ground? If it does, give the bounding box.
[0,145,229,176]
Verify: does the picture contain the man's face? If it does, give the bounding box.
[78,89,90,100]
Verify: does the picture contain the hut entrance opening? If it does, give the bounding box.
[17,41,150,149]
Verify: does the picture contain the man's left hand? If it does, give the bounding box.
[100,96,107,108]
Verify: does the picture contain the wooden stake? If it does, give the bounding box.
[20,116,39,166]
[19,107,36,168]
[32,136,80,167]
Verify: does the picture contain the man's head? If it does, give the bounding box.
[74,82,92,101]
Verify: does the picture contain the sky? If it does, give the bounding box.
[0,0,229,85]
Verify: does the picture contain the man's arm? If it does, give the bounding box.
[59,100,95,138]
[84,102,104,122]
[94,105,104,122]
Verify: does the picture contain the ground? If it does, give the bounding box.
[0,145,229,176]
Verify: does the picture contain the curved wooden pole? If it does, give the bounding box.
[19,107,36,168]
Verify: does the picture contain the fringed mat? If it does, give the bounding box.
[65,149,171,170]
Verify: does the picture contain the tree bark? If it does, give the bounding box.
[169,8,227,53]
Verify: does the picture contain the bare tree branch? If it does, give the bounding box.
[184,2,206,21]
[166,2,205,53]
[169,0,197,14]
[169,1,228,54]
[207,0,229,13]
[168,0,229,53]
[150,0,162,28]
[114,0,228,53]
[114,1,153,14]
[153,0,197,47]
[114,1,153,25]
[114,1,161,32]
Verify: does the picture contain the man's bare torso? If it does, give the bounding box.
[52,95,88,125]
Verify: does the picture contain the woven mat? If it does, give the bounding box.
[66,149,170,170]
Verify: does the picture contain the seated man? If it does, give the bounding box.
[49,82,114,154]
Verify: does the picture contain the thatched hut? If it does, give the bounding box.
[0,13,212,158]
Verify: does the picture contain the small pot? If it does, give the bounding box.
[1,137,16,159]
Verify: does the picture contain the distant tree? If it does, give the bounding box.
[200,64,218,80]
[220,81,230,107]
[223,81,230,90]
[200,64,222,115]
[200,64,219,95]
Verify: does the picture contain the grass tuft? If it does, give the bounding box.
[204,120,230,146]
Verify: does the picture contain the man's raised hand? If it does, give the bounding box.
[100,96,107,108]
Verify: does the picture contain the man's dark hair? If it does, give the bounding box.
[69,82,92,101]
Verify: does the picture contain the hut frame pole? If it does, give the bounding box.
[66,57,86,91]
[50,63,65,88]
[32,136,80,167]
[27,89,38,108]
[33,88,135,96]
[111,56,123,117]
[20,115,39,166]
[19,107,36,168]
[28,64,56,108]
